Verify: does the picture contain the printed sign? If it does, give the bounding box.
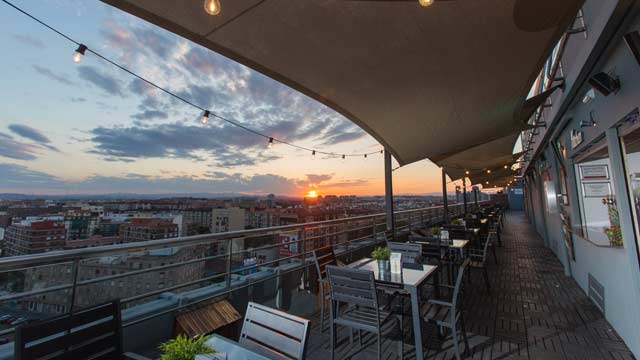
[279,232,299,256]
[580,165,609,180]
[582,182,612,197]
[571,129,583,149]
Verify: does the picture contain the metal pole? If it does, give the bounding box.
[442,168,449,223]
[474,186,479,208]
[463,177,468,214]
[384,149,395,237]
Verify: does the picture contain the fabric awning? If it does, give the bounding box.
[101,0,583,166]
[518,83,563,123]
[435,133,522,173]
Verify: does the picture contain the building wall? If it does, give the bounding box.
[523,2,640,355]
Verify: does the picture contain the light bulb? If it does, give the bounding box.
[268,137,274,148]
[486,169,491,174]
[312,150,316,160]
[418,0,434,7]
[72,44,87,64]
[204,0,221,15]
[380,150,383,154]
[465,170,470,175]
[342,154,346,162]
[504,165,508,169]
[200,110,210,125]
[364,154,367,160]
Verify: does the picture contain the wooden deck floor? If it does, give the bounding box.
[303,211,635,360]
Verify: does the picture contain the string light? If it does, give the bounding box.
[465,170,470,175]
[486,169,491,174]
[418,0,434,7]
[203,0,221,15]
[268,137,274,149]
[200,110,210,125]
[342,154,346,162]
[72,44,87,63]
[312,150,316,160]
[504,165,508,169]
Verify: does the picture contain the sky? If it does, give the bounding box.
[0,0,465,197]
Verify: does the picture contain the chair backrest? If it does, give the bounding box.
[239,302,310,360]
[444,224,467,240]
[451,258,471,311]
[15,301,122,360]
[388,241,422,264]
[479,225,497,262]
[313,245,337,281]
[326,265,379,310]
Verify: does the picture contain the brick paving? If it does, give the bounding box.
[304,211,635,359]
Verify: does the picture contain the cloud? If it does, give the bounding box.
[77,66,124,96]
[305,174,333,184]
[9,124,51,143]
[13,34,45,48]
[32,65,74,86]
[0,133,39,160]
[0,163,308,195]
[131,110,169,121]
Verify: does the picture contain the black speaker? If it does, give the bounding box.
[624,31,640,66]
[588,72,620,96]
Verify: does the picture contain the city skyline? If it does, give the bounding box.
[0,0,470,197]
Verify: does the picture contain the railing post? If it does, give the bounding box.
[384,149,396,238]
[67,259,80,314]
[225,238,233,291]
[463,177,468,215]
[299,227,307,291]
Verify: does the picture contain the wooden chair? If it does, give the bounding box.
[239,302,310,360]
[15,300,149,360]
[313,245,340,332]
[326,265,402,360]
[423,259,471,360]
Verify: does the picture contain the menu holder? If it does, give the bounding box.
[390,252,402,274]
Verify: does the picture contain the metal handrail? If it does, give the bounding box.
[0,200,492,340]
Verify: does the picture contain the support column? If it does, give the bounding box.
[473,186,479,208]
[384,149,395,237]
[442,168,449,223]
[463,177,468,214]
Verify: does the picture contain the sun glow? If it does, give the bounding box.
[305,190,319,198]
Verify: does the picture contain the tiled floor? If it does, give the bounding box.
[304,211,635,359]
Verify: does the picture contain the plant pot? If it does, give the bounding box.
[377,259,389,273]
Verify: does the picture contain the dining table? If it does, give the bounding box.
[202,334,271,360]
[349,257,438,360]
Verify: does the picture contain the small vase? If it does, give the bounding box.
[377,259,389,273]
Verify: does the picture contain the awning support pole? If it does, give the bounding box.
[463,177,468,214]
[442,168,449,223]
[384,149,395,238]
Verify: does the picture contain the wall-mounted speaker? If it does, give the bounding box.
[624,31,640,66]
[588,72,620,96]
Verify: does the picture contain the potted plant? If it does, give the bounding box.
[451,219,463,226]
[371,246,391,273]
[430,227,441,238]
[159,334,216,360]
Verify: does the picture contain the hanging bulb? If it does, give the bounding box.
[200,110,210,125]
[342,154,346,162]
[204,0,221,15]
[418,0,434,7]
[72,44,87,63]
[504,165,508,169]
[465,170,470,175]
[380,150,383,154]
[364,154,367,160]
[486,169,491,174]
[268,137,274,149]
[312,150,316,160]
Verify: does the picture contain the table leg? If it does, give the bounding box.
[409,287,424,360]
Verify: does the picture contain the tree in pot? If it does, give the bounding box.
[371,246,391,272]
[159,334,216,360]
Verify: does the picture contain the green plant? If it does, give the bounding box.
[452,219,463,226]
[430,227,441,236]
[371,246,391,261]
[159,334,215,360]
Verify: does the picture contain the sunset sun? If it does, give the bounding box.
[305,190,318,198]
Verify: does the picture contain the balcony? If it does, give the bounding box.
[0,207,633,359]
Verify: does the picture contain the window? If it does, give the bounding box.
[574,143,621,247]
[620,117,640,257]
